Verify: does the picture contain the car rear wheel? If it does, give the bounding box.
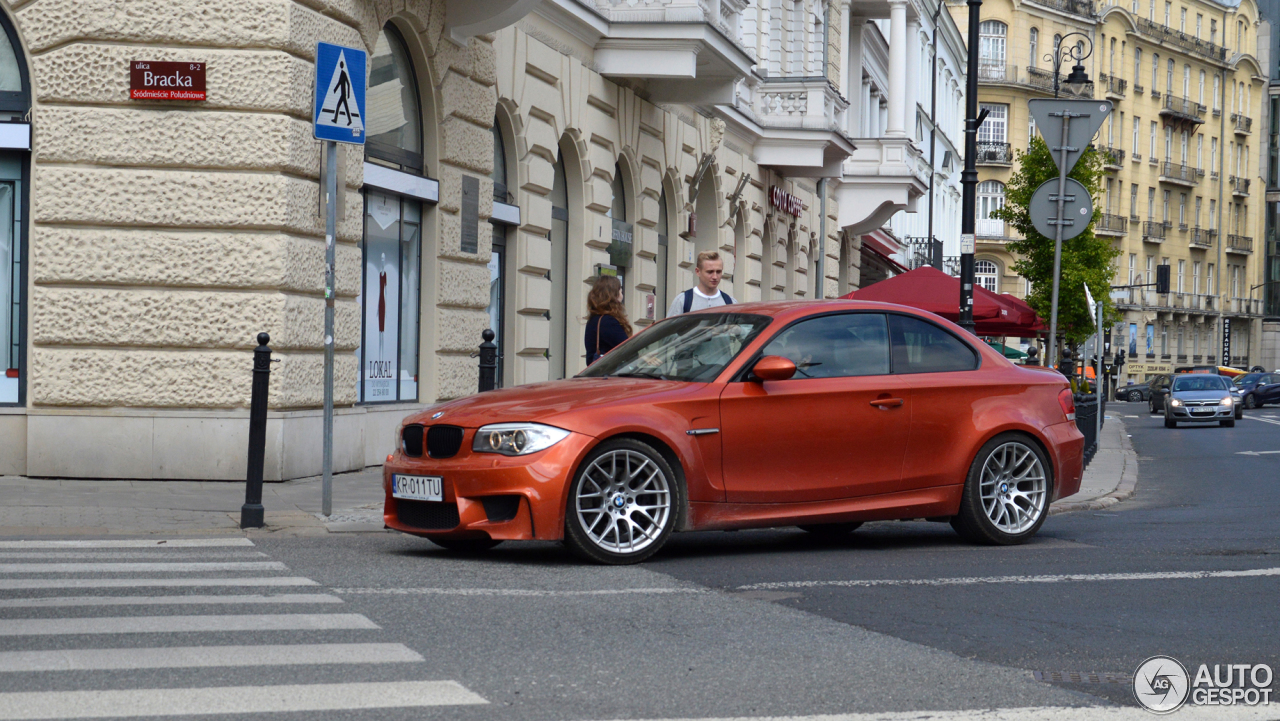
[1221,419,1236,428]
[1127,390,1142,402]
[564,438,681,565]
[952,434,1051,546]
[1245,394,1257,409]
[1165,418,1177,428]
[798,522,863,539]
[427,537,504,552]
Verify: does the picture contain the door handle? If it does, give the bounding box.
[869,397,904,408]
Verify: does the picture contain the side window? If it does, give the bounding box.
[888,315,978,373]
[760,313,890,378]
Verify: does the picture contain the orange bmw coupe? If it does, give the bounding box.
[383,300,1084,564]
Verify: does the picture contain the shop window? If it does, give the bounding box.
[360,192,421,402]
[0,12,28,405]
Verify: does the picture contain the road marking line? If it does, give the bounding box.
[736,567,1280,591]
[593,707,1280,721]
[0,539,254,549]
[0,577,317,591]
[331,587,708,597]
[0,594,343,609]
[0,551,268,560]
[1235,450,1280,456]
[0,643,423,673]
[1246,416,1280,426]
[0,613,378,636]
[0,680,485,719]
[0,562,286,574]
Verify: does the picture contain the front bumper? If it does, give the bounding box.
[1167,403,1234,420]
[382,431,594,541]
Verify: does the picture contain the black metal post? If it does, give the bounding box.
[241,332,272,529]
[958,0,982,334]
[478,329,498,392]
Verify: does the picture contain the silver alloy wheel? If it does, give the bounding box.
[979,442,1048,535]
[575,449,672,555]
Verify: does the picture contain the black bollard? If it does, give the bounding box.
[478,329,497,392]
[241,332,273,529]
[1024,346,1040,366]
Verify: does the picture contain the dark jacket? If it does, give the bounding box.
[585,314,628,364]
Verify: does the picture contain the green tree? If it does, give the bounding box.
[992,136,1121,348]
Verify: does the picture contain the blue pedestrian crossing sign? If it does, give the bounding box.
[313,42,367,144]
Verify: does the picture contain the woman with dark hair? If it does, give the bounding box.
[585,275,632,365]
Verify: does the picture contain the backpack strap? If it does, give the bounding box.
[682,288,694,314]
[720,291,734,305]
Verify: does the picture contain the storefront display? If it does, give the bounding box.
[359,191,420,403]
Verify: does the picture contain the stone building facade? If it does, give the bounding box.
[0,0,953,480]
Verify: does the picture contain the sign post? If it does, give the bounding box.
[1028,99,1111,370]
[313,42,367,516]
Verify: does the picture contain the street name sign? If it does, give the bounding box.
[1029,177,1093,240]
[130,61,206,101]
[1028,99,1112,175]
[313,42,367,144]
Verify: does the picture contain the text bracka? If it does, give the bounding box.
[141,70,193,88]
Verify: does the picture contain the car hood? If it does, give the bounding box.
[406,377,697,433]
[1171,390,1230,401]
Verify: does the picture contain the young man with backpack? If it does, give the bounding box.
[667,251,734,317]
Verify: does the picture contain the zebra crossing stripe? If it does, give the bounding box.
[0,539,254,549]
[0,680,486,719]
[0,562,286,574]
[0,614,378,636]
[0,643,423,673]
[0,577,317,590]
[0,594,343,609]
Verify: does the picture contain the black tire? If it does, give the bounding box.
[1149,400,1158,413]
[1127,390,1142,402]
[1245,394,1257,409]
[951,433,1053,546]
[798,522,863,539]
[1221,419,1236,428]
[1165,417,1177,428]
[427,537,504,552]
[563,438,683,565]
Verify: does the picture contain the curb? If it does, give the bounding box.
[1048,416,1139,515]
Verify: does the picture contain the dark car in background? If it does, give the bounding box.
[1234,373,1280,409]
[1164,374,1236,428]
[1147,374,1174,412]
[1116,381,1151,402]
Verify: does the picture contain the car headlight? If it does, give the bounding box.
[1220,396,1234,406]
[472,423,570,456]
[1169,398,1182,407]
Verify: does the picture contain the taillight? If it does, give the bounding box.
[1058,388,1076,421]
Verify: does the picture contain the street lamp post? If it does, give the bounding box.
[1042,34,1093,370]
[958,0,984,334]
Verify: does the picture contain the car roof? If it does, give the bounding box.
[686,298,948,321]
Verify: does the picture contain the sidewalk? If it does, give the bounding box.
[0,467,389,537]
[0,420,1138,537]
[1049,414,1139,514]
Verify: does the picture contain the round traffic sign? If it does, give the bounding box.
[1029,178,1093,241]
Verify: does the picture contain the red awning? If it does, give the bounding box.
[841,266,1048,336]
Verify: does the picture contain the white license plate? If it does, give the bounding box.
[392,475,443,502]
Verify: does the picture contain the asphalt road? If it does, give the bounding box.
[1,405,1278,720]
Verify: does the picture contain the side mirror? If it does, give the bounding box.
[750,355,797,382]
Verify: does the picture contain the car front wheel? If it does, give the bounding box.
[1245,394,1257,409]
[563,438,682,565]
[1128,390,1142,402]
[952,434,1051,545]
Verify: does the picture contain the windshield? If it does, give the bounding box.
[578,312,771,383]
[1234,373,1263,386]
[1172,375,1230,392]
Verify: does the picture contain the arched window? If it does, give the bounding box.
[655,187,671,318]
[976,181,1005,237]
[548,151,570,380]
[979,21,1007,66]
[607,162,634,293]
[488,116,512,386]
[974,260,999,293]
[491,122,507,203]
[366,24,423,173]
[0,10,28,406]
[1029,28,1038,67]
[359,23,426,404]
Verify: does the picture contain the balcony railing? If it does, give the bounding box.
[903,236,942,270]
[1134,17,1228,62]
[1160,161,1200,185]
[1232,113,1253,134]
[1226,234,1253,253]
[1230,176,1250,196]
[977,61,1009,82]
[1142,221,1167,241]
[975,141,1013,166]
[1189,227,1214,248]
[976,218,1005,238]
[1099,73,1127,98]
[1096,213,1127,235]
[1025,66,1094,98]
[1161,94,1206,123]
[1097,145,1125,168]
[1026,0,1095,18]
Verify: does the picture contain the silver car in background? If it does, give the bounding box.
[1165,374,1236,428]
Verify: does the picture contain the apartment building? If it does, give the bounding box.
[952,0,1268,378]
